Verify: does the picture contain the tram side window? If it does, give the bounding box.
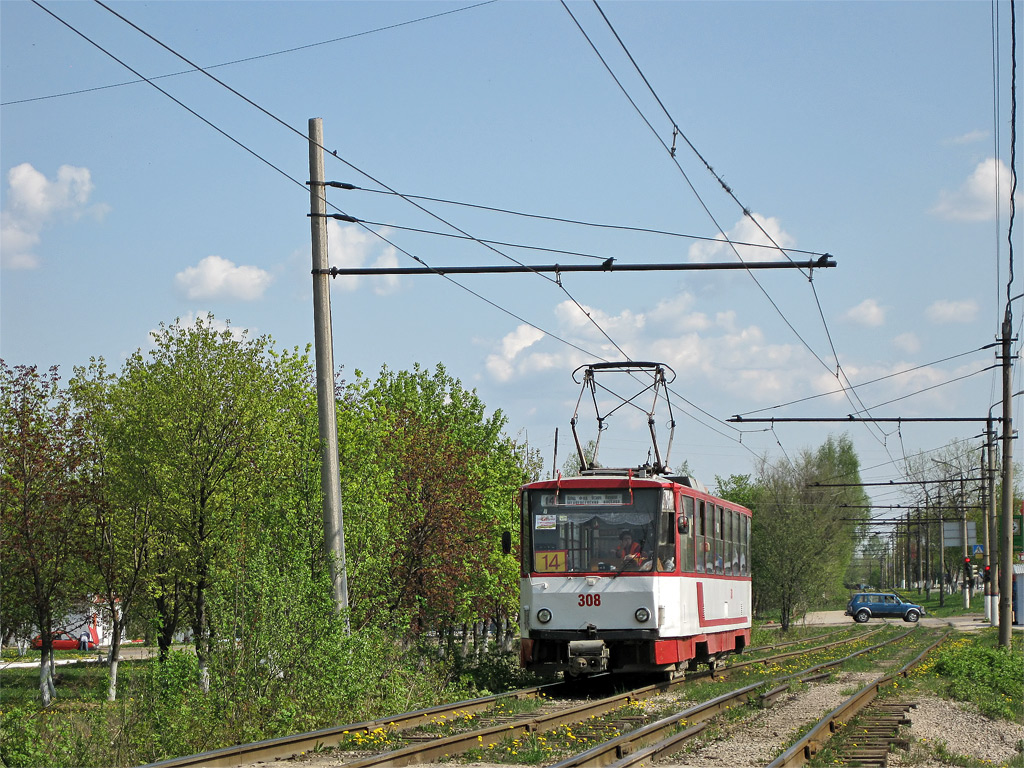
[723,509,733,576]
[696,501,706,573]
[708,505,715,574]
[733,514,741,573]
[719,508,728,575]
[715,506,725,575]
[520,491,532,570]
[744,513,751,576]
[741,514,749,573]
[657,490,675,572]
[680,496,695,573]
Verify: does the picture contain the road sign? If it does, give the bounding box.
[942,521,977,547]
[972,544,984,556]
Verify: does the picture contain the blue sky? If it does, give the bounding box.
[2,0,1021,505]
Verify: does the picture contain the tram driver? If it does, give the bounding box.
[615,530,646,569]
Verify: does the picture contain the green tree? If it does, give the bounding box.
[751,434,866,629]
[338,364,528,646]
[71,358,160,701]
[1,362,93,705]
[115,315,313,691]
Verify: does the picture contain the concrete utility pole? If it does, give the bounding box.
[309,117,350,621]
[998,314,1014,648]
[984,430,996,625]
[937,489,945,608]
[959,475,970,609]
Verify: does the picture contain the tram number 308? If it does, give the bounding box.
[578,594,601,607]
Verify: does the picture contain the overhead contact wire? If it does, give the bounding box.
[585,0,899,456]
[88,0,634,362]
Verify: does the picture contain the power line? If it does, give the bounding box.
[88,0,642,362]
[568,0,898,459]
[77,0,776,451]
[845,364,1000,416]
[27,1,615,368]
[2,2,497,106]
[338,183,835,259]
[734,345,997,417]
[28,1,307,195]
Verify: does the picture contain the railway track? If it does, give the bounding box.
[141,624,904,768]
[543,626,928,768]
[766,633,949,768]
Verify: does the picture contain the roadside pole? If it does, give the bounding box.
[999,314,1014,647]
[309,117,350,623]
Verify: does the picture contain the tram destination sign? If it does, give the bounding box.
[543,492,626,507]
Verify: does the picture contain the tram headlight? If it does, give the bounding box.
[536,608,553,624]
[634,607,651,623]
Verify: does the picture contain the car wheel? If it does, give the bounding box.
[904,610,919,623]
[854,609,870,623]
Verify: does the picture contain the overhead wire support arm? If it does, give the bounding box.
[312,257,837,277]
[810,478,984,488]
[728,416,994,424]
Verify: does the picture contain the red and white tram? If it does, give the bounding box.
[517,363,752,679]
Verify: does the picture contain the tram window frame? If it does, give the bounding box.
[723,509,733,576]
[696,500,706,573]
[680,495,695,573]
[715,505,725,575]
[733,509,741,575]
[520,491,532,576]
[744,512,751,576]
[708,505,715,575]
[741,512,749,577]
[657,489,675,572]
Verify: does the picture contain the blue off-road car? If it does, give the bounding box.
[845,592,926,623]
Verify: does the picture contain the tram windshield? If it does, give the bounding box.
[525,487,663,573]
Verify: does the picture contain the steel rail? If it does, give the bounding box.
[766,632,951,768]
[139,681,565,768]
[744,625,852,654]
[721,625,886,678]
[139,626,894,768]
[547,627,920,768]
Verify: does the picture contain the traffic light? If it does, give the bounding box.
[964,556,973,579]
[983,565,991,583]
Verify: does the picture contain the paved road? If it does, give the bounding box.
[799,609,1016,631]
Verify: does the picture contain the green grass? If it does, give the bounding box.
[910,629,1024,721]
[0,658,110,709]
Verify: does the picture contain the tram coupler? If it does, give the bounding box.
[567,639,609,675]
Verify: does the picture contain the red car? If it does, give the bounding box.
[31,630,98,650]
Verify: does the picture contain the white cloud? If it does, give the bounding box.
[370,244,400,296]
[932,157,1019,221]
[844,298,886,327]
[647,292,712,333]
[688,212,795,263]
[479,285,826,410]
[1,162,108,269]
[926,299,978,324]
[892,332,920,354]
[554,300,645,341]
[944,130,988,146]
[485,325,547,381]
[325,221,402,294]
[175,255,272,300]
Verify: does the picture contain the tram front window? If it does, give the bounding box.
[527,488,659,573]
